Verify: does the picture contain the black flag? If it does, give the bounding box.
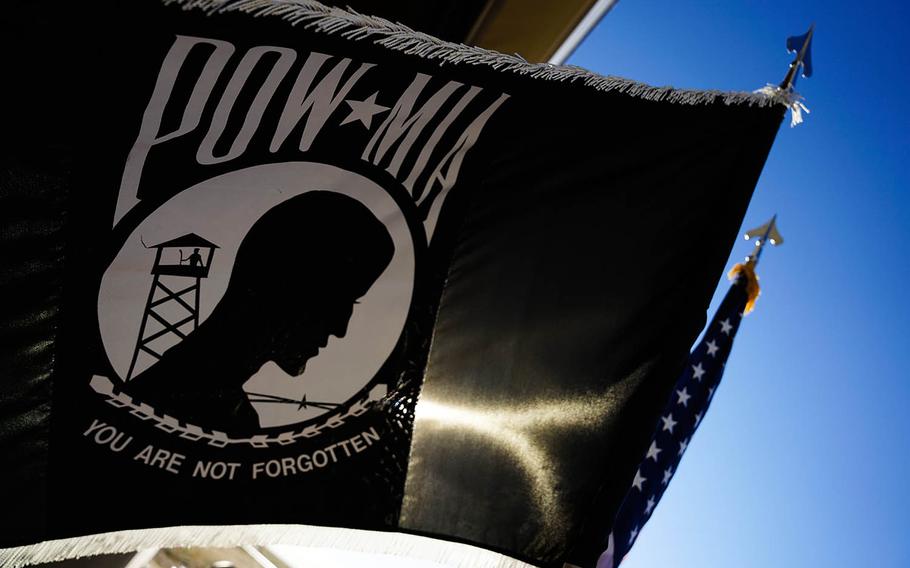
[0,2,784,567]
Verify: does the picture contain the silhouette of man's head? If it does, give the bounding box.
[219,191,394,376]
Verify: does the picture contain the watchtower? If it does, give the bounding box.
[125,233,218,381]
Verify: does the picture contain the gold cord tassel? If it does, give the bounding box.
[728,260,761,315]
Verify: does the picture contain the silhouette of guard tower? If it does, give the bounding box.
[125,233,218,381]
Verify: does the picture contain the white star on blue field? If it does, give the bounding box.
[570,1,910,567]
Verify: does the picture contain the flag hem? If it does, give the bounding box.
[0,524,537,568]
[164,0,782,108]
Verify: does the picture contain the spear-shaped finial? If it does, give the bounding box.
[780,24,814,91]
[729,215,784,314]
[755,25,815,126]
[743,214,784,267]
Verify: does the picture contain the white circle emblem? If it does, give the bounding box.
[98,162,415,429]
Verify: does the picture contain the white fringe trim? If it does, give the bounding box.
[754,84,810,126]
[0,524,536,568]
[163,0,783,108]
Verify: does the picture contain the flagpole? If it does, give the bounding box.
[780,23,814,91]
[602,225,785,567]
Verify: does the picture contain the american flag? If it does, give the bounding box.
[599,269,752,568]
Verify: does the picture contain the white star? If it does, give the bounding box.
[706,339,719,357]
[632,468,647,491]
[676,387,691,407]
[661,413,677,434]
[694,411,703,427]
[720,318,733,335]
[646,441,662,462]
[678,437,689,456]
[661,467,673,485]
[341,92,389,129]
[708,386,716,400]
[692,362,706,381]
[628,525,639,545]
[644,495,657,515]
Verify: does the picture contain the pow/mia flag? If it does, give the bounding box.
[0,1,784,567]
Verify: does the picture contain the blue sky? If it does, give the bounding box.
[569,2,910,567]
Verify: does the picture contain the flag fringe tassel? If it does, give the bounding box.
[0,524,534,568]
[163,0,783,108]
[728,260,761,314]
[753,84,810,126]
